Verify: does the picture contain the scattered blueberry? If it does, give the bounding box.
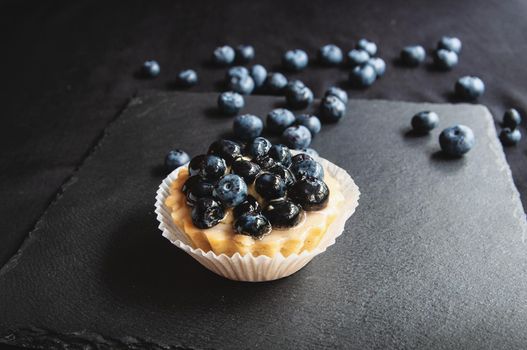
[290,159,324,180]
[295,114,321,135]
[347,49,370,67]
[226,66,249,80]
[165,149,190,171]
[233,114,264,140]
[282,125,312,149]
[267,108,296,134]
[437,36,462,54]
[433,49,458,70]
[235,45,255,63]
[318,44,343,65]
[228,74,255,95]
[289,176,330,211]
[439,125,475,157]
[142,60,160,78]
[233,195,261,219]
[349,63,377,88]
[324,86,348,104]
[320,95,346,122]
[212,45,235,66]
[218,91,244,115]
[191,197,225,229]
[208,139,242,165]
[188,154,207,176]
[368,57,386,77]
[255,173,287,200]
[499,128,522,146]
[267,163,296,187]
[285,80,314,109]
[400,45,426,66]
[250,64,267,88]
[248,137,272,158]
[213,174,248,207]
[356,38,377,56]
[265,72,288,94]
[198,155,227,180]
[282,49,309,71]
[411,111,440,134]
[502,108,522,129]
[234,213,272,238]
[264,199,303,228]
[268,144,292,167]
[231,159,261,185]
[455,76,485,100]
[176,69,198,87]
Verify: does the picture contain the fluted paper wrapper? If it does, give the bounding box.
[155,155,360,282]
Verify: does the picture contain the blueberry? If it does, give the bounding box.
[142,60,160,77]
[295,114,321,135]
[254,156,275,170]
[186,179,215,205]
[411,111,440,134]
[400,45,426,66]
[318,44,343,65]
[263,199,304,229]
[208,139,242,165]
[255,173,287,200]
[218,91,244,115]
[213,174,248,207]
[349,64,377,88]
[231,159,261,185]
[368,57,386,77]
[234,213,272,238]
[235,45,255,63]
[356,38,377,56]
[291,153,313,166]
[233,195,261,219]
[228,74,255,95]
[290,159,324,180]
[182,175,200,194]
[282,49,309,71]
[226,66,249,80]
[188,154,207,176]
[289,176,330,211]
[268,144,292,167]
[212,45,235,66]
[503,108,522,129]
[265,72,288,94]
[282,125,312,149]
[347,49,370,67]
[303,148,319,157]
[455,76,485,100]
[285,80,314,109]
[233,114,264,141]
[320,95,346,122]
[191,197,225,229]
[165,149,190,171]
[499,128,522,146]
[198,155,227,180]
[267,108,296,134]
[439,125,475,157]
[247,137,272,158]
[324,87,348,104]
[268,163,296,187]
[437,36,462,54]
[176,69,198,87]
[433,49,458,70]
[250,64,267,88]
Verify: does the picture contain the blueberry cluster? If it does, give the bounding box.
[181,139,330,238]
[346,39,386,88]
[499,108,522,146]
[399,36,460,70]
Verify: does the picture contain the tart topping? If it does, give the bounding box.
[231,159,261,185]
[263,199,303,229]
[267,163,296,187]
[234,213,272,238]
[289,176,330,211]
[207,140,242,165]
[191,197,225,229]
[198,155,227,181]
[254,155,275,170]
[255,173,287,201]
[188,154,207,176]
[233,195,261,219]
[247,137,272,159]
[290,159,324,180]
[268,144,292,167]
[186,179,215,205]
[213,174,248,207]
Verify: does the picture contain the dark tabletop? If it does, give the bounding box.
[0,1,526,346]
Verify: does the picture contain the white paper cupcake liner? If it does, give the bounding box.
[155,155,360,282]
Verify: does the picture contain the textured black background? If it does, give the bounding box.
[0,0,526,331]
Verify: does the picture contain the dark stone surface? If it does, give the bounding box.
[1,0,527,271]
[0,93,525,349]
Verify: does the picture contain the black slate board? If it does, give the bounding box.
[1,92,526,350]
